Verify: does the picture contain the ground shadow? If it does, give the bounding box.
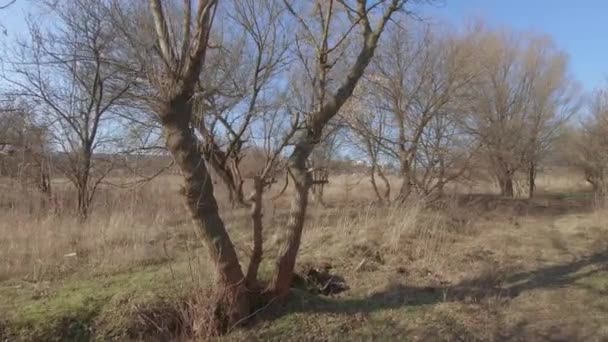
[247,248,608,340]
[260,247,608,319]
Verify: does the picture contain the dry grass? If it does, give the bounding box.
[0,176,194,282]
[1,169,608,341]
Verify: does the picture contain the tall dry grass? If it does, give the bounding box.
[1,168,600,284]
[297,195,461,280]
[0,176,195,282]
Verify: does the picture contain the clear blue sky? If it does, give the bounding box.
[1,0,606,91]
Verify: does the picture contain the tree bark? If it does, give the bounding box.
[395,148,422,203]
[376,166,391,202]
[396,158,413,202]
[528,160,536,199]
[76,184,89,220]
[159,96,248,321]
[370,163,383,203]
[397,178,412,201]
[269,142,313,298]
[246,176,264,289]
[76,147,92,220]
[267,0,404,298]
[203,146,247,207]
[214,162,246,207]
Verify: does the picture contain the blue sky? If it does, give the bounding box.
[1,0,606,91]
[420,0,608,91]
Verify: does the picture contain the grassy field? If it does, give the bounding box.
[1,170,607,341]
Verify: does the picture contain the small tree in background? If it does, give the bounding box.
[4,0,133,219]
[567,88,608,198]
[461,25,578,197]
[0,102,52,196]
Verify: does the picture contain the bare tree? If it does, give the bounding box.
[110,1,411,326]
[309,125,343,206]
[4,0,132,219]
[192,0,290,207]
[567,88,608,197]
[462,26,577,197]
[243,103,300,289]
[0,101,52,196]
[519,36,580,198]
[343,89,392,202]
[270,0,407,297]
[111,0,255,325]
[351,24,475,201]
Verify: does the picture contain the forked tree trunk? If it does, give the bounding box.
[266,0,402,298]
[160,97,249,321]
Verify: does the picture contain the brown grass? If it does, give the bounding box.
[1,169,608,341]
[0,176,194,281]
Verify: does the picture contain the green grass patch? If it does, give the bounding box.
[0,262,200,341]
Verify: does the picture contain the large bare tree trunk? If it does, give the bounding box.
[160,97,249,321]
[143,0,253,330]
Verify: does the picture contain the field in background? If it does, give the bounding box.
[1,168,607,341]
